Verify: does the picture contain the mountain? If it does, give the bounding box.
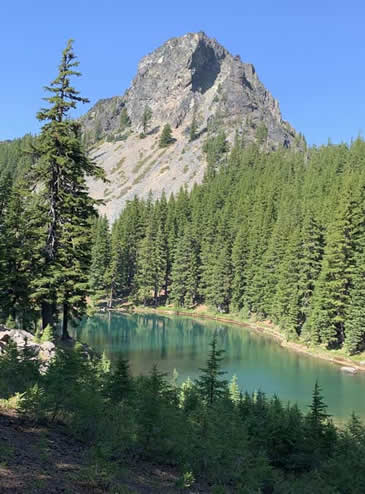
[81,32,301,221]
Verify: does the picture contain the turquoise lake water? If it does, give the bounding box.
[70,312,365,420]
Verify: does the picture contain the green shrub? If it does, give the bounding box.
[40,324,55,343]
[0,340,40,399]
[5,315,16,329]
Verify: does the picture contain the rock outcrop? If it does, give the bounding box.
[0,327,56,366]
[0,326,96,368]
[81,32,302,221]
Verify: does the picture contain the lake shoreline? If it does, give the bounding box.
[117,305,365,374]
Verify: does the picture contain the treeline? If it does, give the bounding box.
[89,137,365,354]
[1,336,365,493]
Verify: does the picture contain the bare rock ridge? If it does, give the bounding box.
[81,32,300,221]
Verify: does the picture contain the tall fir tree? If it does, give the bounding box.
[31,39,104,337]
[309,190,356,348]
[344,232,365,354]
[170,224,199,307]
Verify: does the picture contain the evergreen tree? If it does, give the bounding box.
[170,224,199,307]
[297,212,324,339]
[344,235,365,354]
[30,39,105,338]
[309,193,355,348]
[231,225,249,311]
[142,105,152,135]
[189,110,198,142]
[159,124,174,148]
[0,180,36,327]
[135,220,155,305]
[307,380,330,427]
[203,224,233,312]
[196,335,228,405]
[104,357,133,404]
[272,228,302,339]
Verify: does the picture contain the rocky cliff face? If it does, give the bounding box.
[81,32,300,221]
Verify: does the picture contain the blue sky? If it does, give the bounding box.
[1,1,364,145]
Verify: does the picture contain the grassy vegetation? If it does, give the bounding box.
[132,160,155,185]
[132,154,153,174]
[110,156,126,174]
[159,165,170,174]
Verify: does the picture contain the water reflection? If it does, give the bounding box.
[70,312,365,420]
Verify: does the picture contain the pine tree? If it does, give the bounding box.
[196,335,228,405]
[307,380,330,428]
[272,228,302,339]
[189,110,198,142]
[31,39,105,338]
[0,180,36,328]
[231,225,248,311]
[297,212,324,340]
[309,194,355,348]
[344,235,365,354]
[170,224,199,307]
[159,124,174,148]
[135,220,155,305]
[142,105,152,135]
[105,357,133,403]
[152,223,168,303]
[203,230,232,313]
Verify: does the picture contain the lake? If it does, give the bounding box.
[70,312,365,421]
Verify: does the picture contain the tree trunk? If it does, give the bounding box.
[41,301,53,329]
[62,302,70,340]
[108,284,113,309]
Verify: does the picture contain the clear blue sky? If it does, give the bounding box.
[2,0,364,145]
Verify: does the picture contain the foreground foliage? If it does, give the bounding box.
[1,337,365,493]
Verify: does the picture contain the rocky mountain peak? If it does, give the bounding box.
[81,33,301,221]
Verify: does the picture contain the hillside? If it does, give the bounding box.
[81,32,302,221]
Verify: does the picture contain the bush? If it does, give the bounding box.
[40,324,55,343]
[0,340,40,399]
[20,347,104,440]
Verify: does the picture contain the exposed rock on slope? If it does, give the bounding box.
[81,32,300,221]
